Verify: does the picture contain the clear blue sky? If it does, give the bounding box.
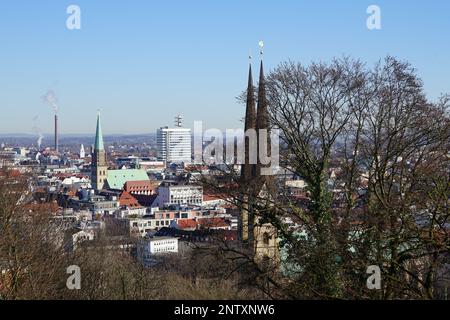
[0,0,449,135]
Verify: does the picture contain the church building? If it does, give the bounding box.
[238,52,280,265]
[91,113,151,193]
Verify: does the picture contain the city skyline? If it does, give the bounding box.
[1,1,449,304]
[1,0,450,135]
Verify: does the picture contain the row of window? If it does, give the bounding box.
[170,194,201,198]
[129,186,148,190]
[170,189,201,193]
[154,213,190,219]
[153,240,176,246]
[170,198,202,204]
[153,247,176,253]
[132,220,172,228]
[156,220,171,227]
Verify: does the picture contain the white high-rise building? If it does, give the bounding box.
[80,144,85,159]
[157,115,191,164]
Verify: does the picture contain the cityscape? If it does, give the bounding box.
[0,0,449,312]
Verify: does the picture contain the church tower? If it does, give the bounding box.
[91,113,108,191]
[80,144,85,159]
[239,47,279,264]
[239,60,257,244]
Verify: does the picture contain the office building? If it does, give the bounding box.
[156,114,191,164]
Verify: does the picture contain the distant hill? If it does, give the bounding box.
[0,133,157,148]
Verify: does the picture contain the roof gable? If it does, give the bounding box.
[118,190,141,207]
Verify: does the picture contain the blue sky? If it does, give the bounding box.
[0,0,449,135]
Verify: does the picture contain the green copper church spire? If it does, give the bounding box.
[92,111,108,191]
[95,112,104,151]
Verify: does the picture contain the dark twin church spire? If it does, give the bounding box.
[239,50,278,259]
[255,60,270,180]
[241,55,270,188]
[242,61,256,182]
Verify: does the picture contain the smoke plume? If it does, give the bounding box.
[42,90,59,114]
[32,115,44,149]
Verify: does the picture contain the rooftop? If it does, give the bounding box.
[106,169,150,190]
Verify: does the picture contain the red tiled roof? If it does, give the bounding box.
[124,180,158,193]
[197,218,229,228]
[119,191,141,208]
[176,219,197,230]
[54,173,88,180]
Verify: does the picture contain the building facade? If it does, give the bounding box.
[155,184,203,207]
[80,144,85,159]
[137,236,179,266]
[127,216,174,236]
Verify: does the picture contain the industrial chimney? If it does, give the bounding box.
[54,114,58,153]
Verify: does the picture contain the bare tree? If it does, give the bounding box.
[357,58,450,299]
[196,56,450,300]
[0,169,68,299]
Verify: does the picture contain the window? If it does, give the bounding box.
[263,232,270,245]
